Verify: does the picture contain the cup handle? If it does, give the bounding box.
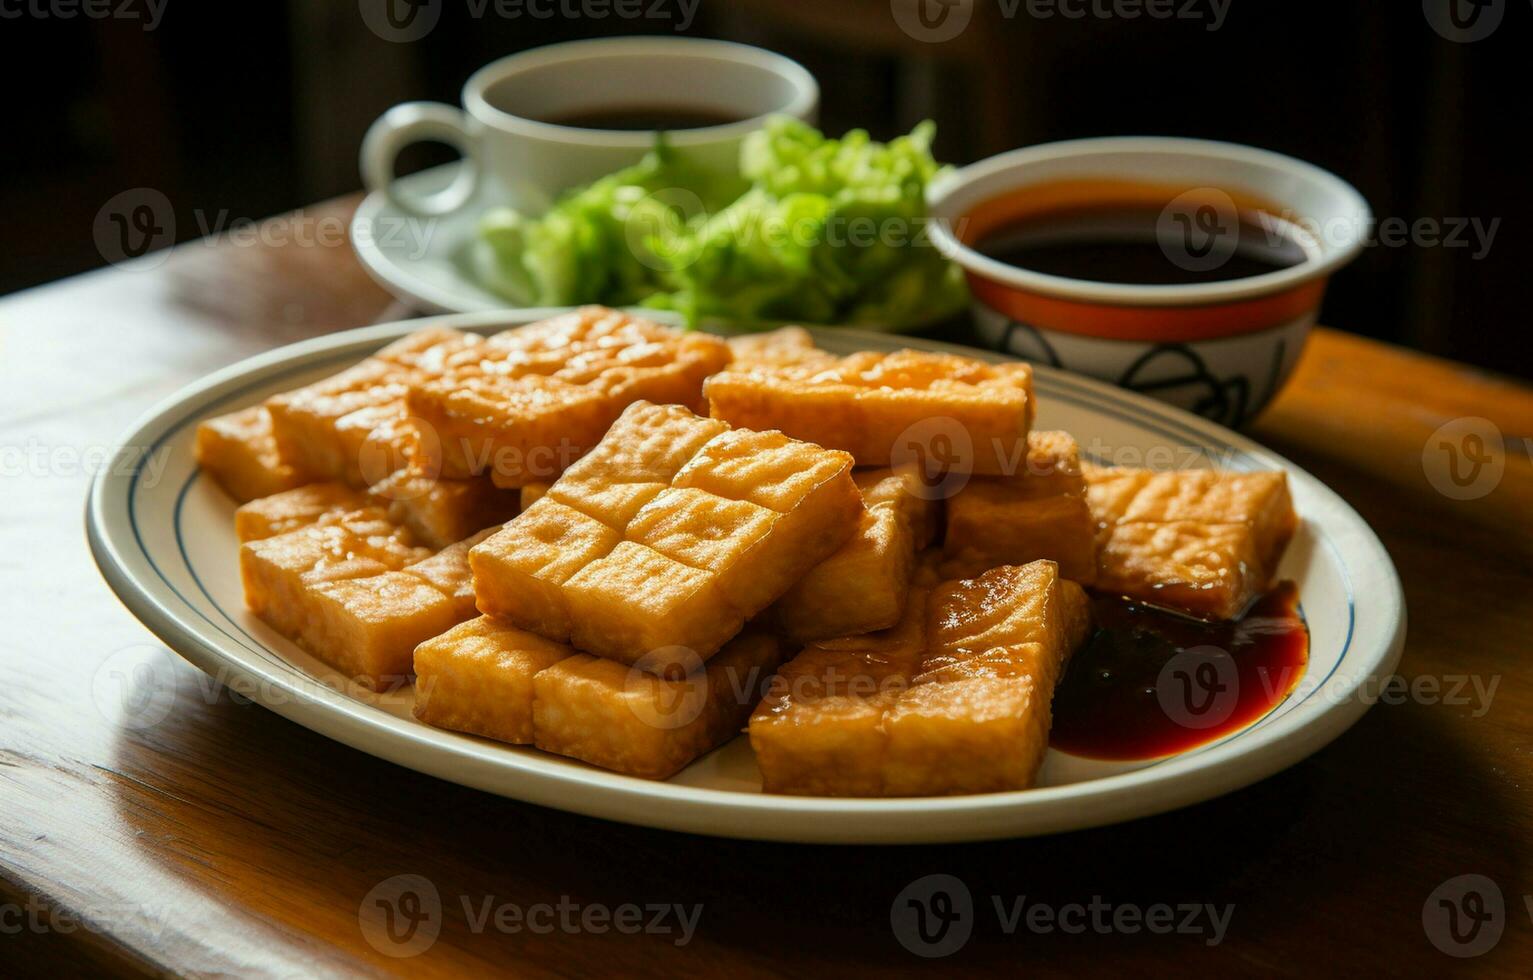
[360,102,480,217]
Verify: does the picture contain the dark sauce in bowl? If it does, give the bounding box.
[976,203,1309,285]
[1050,583,1309,760]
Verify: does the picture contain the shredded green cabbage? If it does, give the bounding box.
[475,118,966,330]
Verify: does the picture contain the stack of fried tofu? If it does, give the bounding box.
[198,307,1298,794]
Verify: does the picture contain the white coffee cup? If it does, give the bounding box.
[361,37,819,218]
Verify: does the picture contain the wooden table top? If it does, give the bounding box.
[3,197,1530,976]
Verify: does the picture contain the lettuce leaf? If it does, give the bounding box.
[475,118,965,329]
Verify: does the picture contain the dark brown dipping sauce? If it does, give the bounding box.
[976,204,1307,285]
[541,105,743,131]
[1049,583,1308,760]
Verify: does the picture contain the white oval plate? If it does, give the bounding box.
[87,309,1405,843]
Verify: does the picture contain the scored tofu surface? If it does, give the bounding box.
[1085,465,1297,620]
[704,349,1035,474]
[771,467,941,642]
[471,402,863,672]
[265,327,479,487]
[241,509,493,690]
[194,406,309,503]
[406,307,730,487]
[414,619,782,780]
[940,431,1097,584]
[751,561,1090,797]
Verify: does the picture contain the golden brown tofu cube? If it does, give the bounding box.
[260,327,477,487]
[195,406,308,503]
[749,590,929,796]
[235,482,366,543]
[474,404,861,669]
[404,528,499,621]
[241,511,498,689]
[770,467,943,641]
[368,469,519,549]
[859,467,941,549]
[470,496,622,641]
[303,571,462,690]
[1085,466,1296,619]
[705,349,1034,474]
[413,616,573,744]
[886,563,1085,796]
[265,359,418,486]
[753,561,1089,797]
[725,326,829,369]
[239,513,429,643]
[532,632,782,780]
[771,507,913,642]
[406,308,729,486]
[941,432,1097,583]
[1095,520,1266,621]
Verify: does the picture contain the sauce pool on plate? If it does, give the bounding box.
[1050,583,1309,760]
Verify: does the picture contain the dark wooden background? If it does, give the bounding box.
[3,2,1530,376]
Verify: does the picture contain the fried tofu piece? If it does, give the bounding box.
[264,328,479,486]
[533,631,783,779]
[240,509,429,644]
[725,327,830,369]
[750,589,929,796]
[771,468,941,641]
[472,402,862,670]
[940,431,1097,583]
[303,571,464,690]
[751,561,1089,797]
[413,620,781,779]
[234,482,367,543]
[241,510,497,689]
[367,469,519,549]
[470,496,623,643]
[413,616,573,744]
[407,307,730,487]
[195,406,308,503]
[1085,466,1297,620]
[705,349,1035,474]
[403,528,499,620]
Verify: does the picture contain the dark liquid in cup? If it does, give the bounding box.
[541,105,743,131]
[977,203,1308,286]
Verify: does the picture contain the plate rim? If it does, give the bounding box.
[86,308,1407,843]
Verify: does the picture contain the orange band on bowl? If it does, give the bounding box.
[967,273,1327,343]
